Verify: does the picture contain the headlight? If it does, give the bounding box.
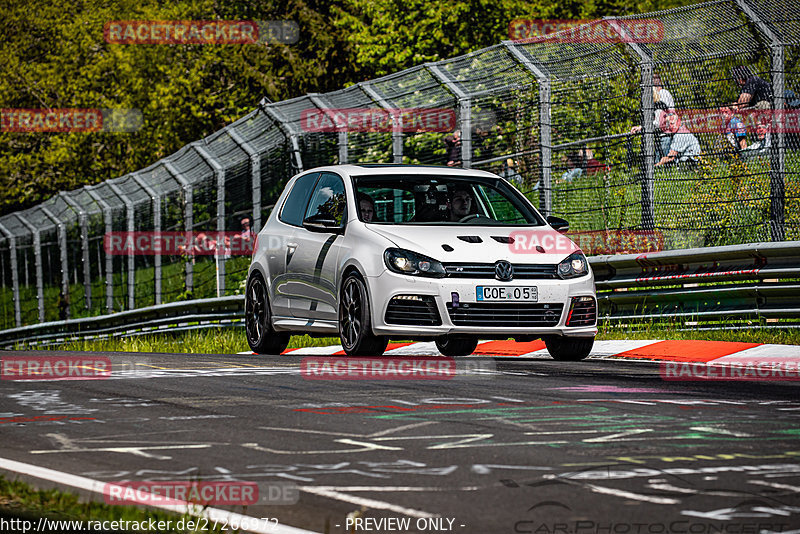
[384,248,446,277]
[557,252,588,279]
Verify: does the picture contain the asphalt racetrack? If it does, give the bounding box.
[1,348,799,534]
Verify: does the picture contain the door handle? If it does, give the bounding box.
[286,242,298,264]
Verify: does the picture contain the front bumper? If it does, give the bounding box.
[366,269,598,338]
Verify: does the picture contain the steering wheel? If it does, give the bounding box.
[458,214,481,223]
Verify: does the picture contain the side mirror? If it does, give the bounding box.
[546,215,569,235]
[302,216,344,234]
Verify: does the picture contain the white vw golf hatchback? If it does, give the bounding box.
[245,165,597,359]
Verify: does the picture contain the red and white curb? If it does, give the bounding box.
[241,339,800,366]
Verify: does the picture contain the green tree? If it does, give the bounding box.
[0,0,357,215]
[332,0,697,79]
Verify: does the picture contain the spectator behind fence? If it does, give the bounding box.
[730,65,773,110]
[222,217,255,256]
[653,74,676,159]
[239,217,254,242]
[741,120,772,158]
[656,111,701,167]
[628,75,675,158]
[718,106,748,152]
[472,124,490,159]
[180,231,215,256]
[444,130,462,167]
[561,147,607,182]
[500,158,524,188]
[631,85,674,159]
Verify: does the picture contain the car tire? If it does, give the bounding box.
[435,335,478,356]
[339,273,388,356]
[544,336,594,361]
[245,273,290,354]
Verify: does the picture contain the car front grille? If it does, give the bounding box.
[566,297,597,327]
[385,295,442,326]
[443,263,559,279]
[446,302,563,328]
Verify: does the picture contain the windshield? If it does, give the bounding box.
[354,174,544,226]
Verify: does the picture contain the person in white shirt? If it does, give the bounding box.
[656,112,701,167]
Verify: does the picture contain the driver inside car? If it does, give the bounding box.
[449,186,475,221]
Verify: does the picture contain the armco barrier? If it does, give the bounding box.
[593,241,800,326]
[0,295,243,348]
[1,242,798,347]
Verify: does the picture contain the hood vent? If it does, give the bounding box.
[491,236,515,244]
[442,244,454,251]
[457,236,483,243]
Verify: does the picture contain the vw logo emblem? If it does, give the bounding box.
[495,260,513,281]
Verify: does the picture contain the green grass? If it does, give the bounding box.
[0,476,224,533]
[30,329,338,354]
[597,324,800,345]
[28,324,800,354]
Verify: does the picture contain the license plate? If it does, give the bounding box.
[476,286,538,302]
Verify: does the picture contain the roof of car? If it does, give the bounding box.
[304,164,499,178]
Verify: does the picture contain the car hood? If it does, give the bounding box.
[364,225,580,264]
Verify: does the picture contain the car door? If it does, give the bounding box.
[270,172,319,317]
[287,172,347,321]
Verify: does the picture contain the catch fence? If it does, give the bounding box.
[0,0,798,329]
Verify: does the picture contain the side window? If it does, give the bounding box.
[279,172,319,227]
[304,172,347,226]
[478,184,527,224]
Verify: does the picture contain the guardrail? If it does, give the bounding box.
[1,242,798,347]
[0,296,244,348]
[592,241,800,328]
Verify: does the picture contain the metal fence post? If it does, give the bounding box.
[108,183,136,310]
[132,174,161,305]
[361,82,404,163]
[193,143,227,296]
[164,162,193,294]
[606,18,655,231]
[60,193,90,310]
[85,187,114,312]
[309,94,348,164]
[227,127,263,232]
[261,100,304,173]
[41,207,69,320]
[15,215,44,322]
[0,222,21,327]
[427,63,472,168]
[733,0,786,241]
[503,41,553,215]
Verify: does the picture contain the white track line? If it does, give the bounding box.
[0,457,319,534]
[299,486,437,518]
